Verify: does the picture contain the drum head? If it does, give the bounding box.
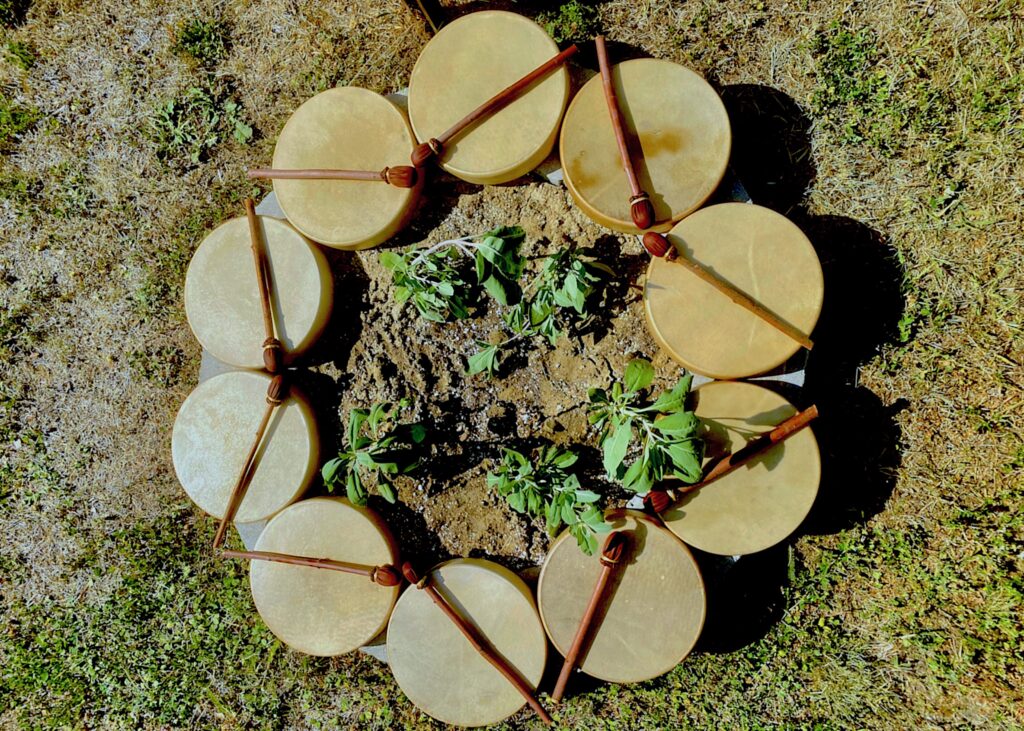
[645,203,824,379]
[408,11,570,184]
[561,58,730,234]
[660,381,821,555]
[184,215,333,369]
[386,558,547,726]
[171,370,318,522]
[538,510,705,684]
[249,498,399,656]
[273,86,421,249]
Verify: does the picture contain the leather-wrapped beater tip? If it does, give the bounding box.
[373,564,403,587]
[642,231,673,259]
[383,165,419,188]
[263,337,284,374]
[630,197,655,230]
[400,561,421,585]
[265,373,288,405]
[410,139,441,168]
[600,530,628,565]
[643,489,671,514]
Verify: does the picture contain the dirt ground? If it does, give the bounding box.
[1,0,1021,729]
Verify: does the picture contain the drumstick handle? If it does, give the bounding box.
[212,376,287,549]
[678,406,819,496]
[411,45,578,167]
[220,549,402,586]
[595,36,640,198]
[551,531,627,702]
[245,199,284,373]
[642,232,814,350]
[247,166,418,188]
[401,563,553,725]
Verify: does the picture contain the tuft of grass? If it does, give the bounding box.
[0,168,40,214]
[538,0,600,45]
[172,18,230,67]
[0,511,289,728]
[128,346,185,387]
[148,84,252,166]
[4,40,35,69]
[0,93,39,151]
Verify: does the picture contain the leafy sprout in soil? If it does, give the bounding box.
[588,358,703,494]
[469,246,611,378]
[488,445,610,555]
[321,400,425,506]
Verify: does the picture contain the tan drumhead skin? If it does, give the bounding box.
[538,510,705,684]
[645,203,824,379]
[407,11,570,184]
[661,381,821,556]
[560,58,731,234]
[386,558,547,727]
[249,498,399,656]
[171,371,318,522]
[272,86,421,249]
[184,216,333,369]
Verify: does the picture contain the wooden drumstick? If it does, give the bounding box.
[245,198,284,373]
[594,36,655,230]
[411,45,578,168]
[647,405,819,512]
[221,549,402,586]
[643,231,814,350]
[247,166,418,188]
[400,562,553,726]
[551,531,628,702]
[211,375,287,549]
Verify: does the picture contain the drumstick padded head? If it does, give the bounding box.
[601,530,628,565]
[372,564,403,587]
[631,197,655,230]
[384,165,419,188]
[642,231,672,259]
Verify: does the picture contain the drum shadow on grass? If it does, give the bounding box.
[688,84,908,652]
[302,248,370,370]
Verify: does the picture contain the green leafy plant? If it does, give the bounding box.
[587,359,703,494]
[5,40,35,69]
[381,227,525,322]
[321,400,425,506]
[488,445,610,554]
[539,0,600,45]
[469,247,610,377]
[149,84,252,164]
[0,93,39,151]
[173,19,230,67]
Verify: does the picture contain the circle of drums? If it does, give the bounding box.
[170,10,824,727]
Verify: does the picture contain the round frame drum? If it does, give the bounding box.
[645,203,824,379]
[171,370,318,523]
[386,558,547,727]
[660,381,821,555]
[561,58,731,234]
[538,510,705,684]
[184,215,333,370]
[408,11,570,184]
[249,497,400,656]
[272,86,422,249]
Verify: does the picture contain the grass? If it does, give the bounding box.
[0,0,1021,729]
[538,1,601,45]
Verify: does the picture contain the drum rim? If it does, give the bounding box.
[661,380,822,555]
[559,57,732,234]
[407,9,570,185]
[183,215,333,369]
[536,509,707,683]
[171,370,319,522]
[644,202,824,379]
[249,496,400,656]
[272,86,420,249]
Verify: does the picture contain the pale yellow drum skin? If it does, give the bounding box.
[661,381,821,556]
[171,370,318,522]
[561,58,731,234]
[407,11,570,184]
[645,203,824,379]
[386,558,547,727]
[249,497,399,656]
[538,510,705,684]
[272,86,421,249]
[184,215,333,369]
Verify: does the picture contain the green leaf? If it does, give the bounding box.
[409,424,427,443]
[652,411,699,436]
[482,275,509,305]
[348,408,368,448]
[467,343,499,377]
[321,457,347,486]
[602,422,632,477]
[378,480,397,504]
[666,442,703,483]
[624,359,655,392]
[379,251,404,271]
